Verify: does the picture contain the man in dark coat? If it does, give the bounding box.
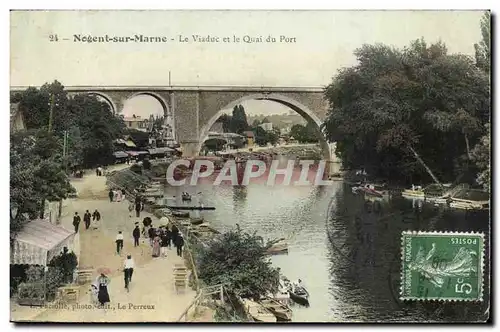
[132,225,141,247]
[108,189,114,202]
[160,230,169,257]
[165,228,172,248]
[72,212,81,233]
[171,224,179,245]
[135,196,142,217]
[84,210,92,229]
[174,233,185,257]
[92,209,101,221]
[148,226,155,247]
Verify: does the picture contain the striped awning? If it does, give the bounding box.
[11,219,76,266]
[148,147,175,155]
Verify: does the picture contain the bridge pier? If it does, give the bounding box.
[180,141,200,157]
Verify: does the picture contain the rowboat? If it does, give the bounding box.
[289,286,310,307]
[242,299,276,322]
[266,239,288,255]
[402,189,425,199]
[259,298,292,321]
[172,211,189,218]
[190,217,204,225]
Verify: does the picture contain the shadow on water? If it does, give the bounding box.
[326,183,490,322]
[164,174,490,322]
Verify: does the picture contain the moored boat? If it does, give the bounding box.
[172,211,190,218]
[259,298,292,321]
[353,184,385,198]
[242,299,276,322]
[288,281,310,307]
[190,217,204,225]
[266,240,288,255]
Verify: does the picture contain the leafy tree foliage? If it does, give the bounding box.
[218,114,232,132]
[322,39,490,185]
[290,123,319,143]
[197,225,280,300]
[203,138,227,151]
[471,123,490,191]
[10,130,75,237]
[474,11,491,75]
[230,105,249,134]
[126,128,150,148]
[12,81,125,168]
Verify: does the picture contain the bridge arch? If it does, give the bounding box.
[197,93,332,160]
[125,92,170,117]
[85,92,118,114]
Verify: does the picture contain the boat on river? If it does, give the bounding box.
[352,184,385,198]
[190,217,204,225]
[181,192,192,201]
[242,299,276,322]
[259,298,292,321]
[172,211,190,218]
[289,285,310,307]
[266,238,288,255]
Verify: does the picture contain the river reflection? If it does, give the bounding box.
[163,163,490,322]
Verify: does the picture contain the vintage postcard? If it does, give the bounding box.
[9,10,491,323]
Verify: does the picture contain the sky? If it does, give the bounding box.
[11,10,485,117]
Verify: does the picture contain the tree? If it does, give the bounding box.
[322,39,489,185]
[197,225,280,300]
[290,123,318,143]
[13,81,126,168]
[471,123,490,191]
[474,11,491,74]
[67,94,125,167]
[230,105,249,134]
[218,114,232,133]
[203,138,227,151]
[252,119,261,127]
[126,128,150,148]
[10,130,75,238]
[253,127,268,146]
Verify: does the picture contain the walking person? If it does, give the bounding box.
[135,201,141,218]
[72,212,81,233]
[96,273,111,306]
[160,230,169,257]
[92,209,101,230]
[171,223,179,246]
[165,227,172,248]
[115,231,124,255]
[108,189,114,203]
[152,232,161,258]
[132,225,141,247]
[148,225,156,247]
[123,254,135,290]
[175,232,185,257]
[84,210,92,230]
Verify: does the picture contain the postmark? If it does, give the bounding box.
[400,231,484,302]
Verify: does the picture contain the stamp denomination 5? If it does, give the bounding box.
[400,231,484,302]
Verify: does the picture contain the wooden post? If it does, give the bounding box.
[220,285,224,304]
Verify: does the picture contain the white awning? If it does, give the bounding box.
[11,219,76,266]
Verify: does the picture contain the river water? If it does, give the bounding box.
[163,159,490,323]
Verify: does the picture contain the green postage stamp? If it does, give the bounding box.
[400,231,484,301]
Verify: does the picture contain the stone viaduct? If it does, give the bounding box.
[10,85,338,162]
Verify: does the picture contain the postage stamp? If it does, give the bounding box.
[400,231,484,302]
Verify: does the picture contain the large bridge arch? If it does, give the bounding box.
[124,91,170,117]
[84,92,118,114]
[197,93,332,161]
